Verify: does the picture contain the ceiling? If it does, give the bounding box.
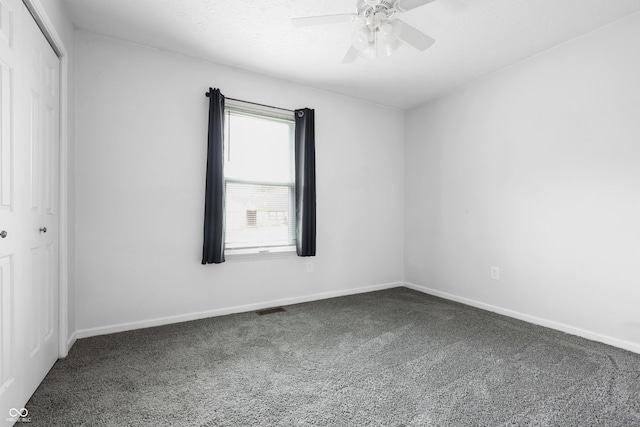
[62,0,640,110]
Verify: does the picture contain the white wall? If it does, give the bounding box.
[405,13,640,352]
[35,0,76,350]
[74,31,404,335]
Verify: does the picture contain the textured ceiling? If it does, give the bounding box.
[63,0,640,109]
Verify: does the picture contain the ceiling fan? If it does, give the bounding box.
[292,0,437,63]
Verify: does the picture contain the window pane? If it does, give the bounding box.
[225,182,295,249]
[225,113,293,183]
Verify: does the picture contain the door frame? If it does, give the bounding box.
[21,0,71,358]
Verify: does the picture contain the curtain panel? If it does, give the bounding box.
[202,88,226,264]
[294,108,317,256]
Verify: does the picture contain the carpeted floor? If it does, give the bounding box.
[26,287,640,426]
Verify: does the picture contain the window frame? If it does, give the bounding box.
[222,100,297,257]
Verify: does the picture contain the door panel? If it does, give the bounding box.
[28,246,39,357]
[0,0,19,416]
[29,91,39,212]
[0,59,11,212]
[44,104,53,214]
[0,255,14,394]
[24,0,59,401]
[0,1,12,48]
[43,243,54,342]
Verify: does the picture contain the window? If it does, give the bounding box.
[223,102,296,253]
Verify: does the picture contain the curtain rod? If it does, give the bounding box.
[205,91,294,113]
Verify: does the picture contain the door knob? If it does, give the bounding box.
[0,230,6,238]
[39,227,47,233]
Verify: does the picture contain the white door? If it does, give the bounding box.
[0,0,60,421]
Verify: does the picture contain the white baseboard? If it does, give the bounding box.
[75,281,402,339]
[72,281,640,355]
[404,282,640,355]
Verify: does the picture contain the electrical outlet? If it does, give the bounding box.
[491,267,500,281]
[306,261,313,273]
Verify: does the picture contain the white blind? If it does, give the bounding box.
[223,107,296,251]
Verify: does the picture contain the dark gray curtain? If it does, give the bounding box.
[202,88,226,264]
[294,108,316,256]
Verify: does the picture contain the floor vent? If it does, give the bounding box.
[256,307,286,316]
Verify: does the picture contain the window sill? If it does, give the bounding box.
[225,246,297,262]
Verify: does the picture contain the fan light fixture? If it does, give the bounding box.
[292,0,437,64]
[351,26,373,51]
[350,18,406,59]
[352,18,385,59]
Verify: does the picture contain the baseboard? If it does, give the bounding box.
[404,282,640,355]
[75,281,403,339]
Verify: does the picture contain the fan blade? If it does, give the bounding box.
[292,13,357,27]
[342,47,359,64]
[395,0,437,12]
[396,20,435,51]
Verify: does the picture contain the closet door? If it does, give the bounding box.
[0,1,60,420]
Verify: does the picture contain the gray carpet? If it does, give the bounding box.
[26,287,640,426]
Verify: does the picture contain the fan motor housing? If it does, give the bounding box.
[357,0,396,18]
